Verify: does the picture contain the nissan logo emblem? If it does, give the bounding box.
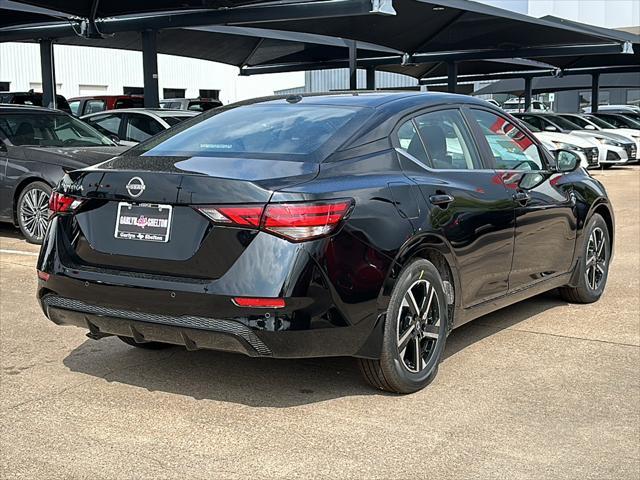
[126,177,145,198]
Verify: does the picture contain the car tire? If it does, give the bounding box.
[17,181,52,244]
[358,259,448,394]
[601,164,614,169]
[118,336,173,350]
[559,213,610,304]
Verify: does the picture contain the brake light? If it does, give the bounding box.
[49,191,82,214]
[232,297,285,308]
[196,199,352,242]
[197,205,263,227]
[263,200,352,241]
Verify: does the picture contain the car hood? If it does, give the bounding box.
[571,130,633,145]
[21,146,128,169]
[533,131,598,148]
[601,128,640,141]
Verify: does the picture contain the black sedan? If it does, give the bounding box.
[0,105,126,243]
[37,93,613,393]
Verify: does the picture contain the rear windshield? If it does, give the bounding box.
[0,113,114,147]
[134,104,363,159]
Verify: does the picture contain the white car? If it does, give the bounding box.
[514,113,636,168]
[82,108,199,146]
[558,113,640,162]
[502,98,550,113]
[519,121,600,169]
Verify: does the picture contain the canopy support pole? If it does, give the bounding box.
[591,73,600,113]
[524,76,533,111]
[366,67,376,90]
[39,39,56,109]
[142,30,159,108]
[348,40,357,90]
[447,61,457,93]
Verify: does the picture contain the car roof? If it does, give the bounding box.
[68,95,142,101]
[81,108,199,118]
[0,104,64,114]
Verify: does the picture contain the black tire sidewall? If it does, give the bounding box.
[380,259,448,393]
[578,214,610,301]
[17,181,52,244]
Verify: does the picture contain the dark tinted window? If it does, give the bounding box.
[84,99,106,115]
[125,114,164,142]
[0,113,114,147]
[86,114,122,137]
[415,110,482,170]
[548,115,582,130]
[560,115,589,128]
[139,105,361,157]
[162,116,191,126]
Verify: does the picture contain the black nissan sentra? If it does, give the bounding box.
[37,92,613,393]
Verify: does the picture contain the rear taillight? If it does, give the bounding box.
[263,200,352,241]
[49,191,83,214]
[195,199,352,242]
[232,297,285,308]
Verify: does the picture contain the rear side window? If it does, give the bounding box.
[69,100,80,116]
[84,99,105,115]
[471,110,543,171]
[138,104,362,158]
[396,119,428,164]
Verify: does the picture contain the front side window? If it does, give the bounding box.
[69,101,80,116]
[472,110,543,171]
[0,113,113,147]
[87,114,122,137]
[125,114,164,142]
[414,110,482,170]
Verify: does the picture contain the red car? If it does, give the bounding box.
[68,95,144,117]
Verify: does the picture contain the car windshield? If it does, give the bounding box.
[521,121,541,132]
[162,116,192,126]
[547,115,583,130]
[584,115,616,129]
[134,104,364,159]
[602,114,640,128]
[0,113,114,147]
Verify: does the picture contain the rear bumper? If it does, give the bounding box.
[40,293,382,359]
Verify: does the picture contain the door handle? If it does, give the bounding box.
[512,191,530,205]
[429,194,455,208]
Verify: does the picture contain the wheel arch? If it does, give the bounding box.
[587,199,615,259]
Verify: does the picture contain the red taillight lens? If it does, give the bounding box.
[263,200,352,241]
[195,199,352,242]
[49,191,82,214]
[232,297,285,308]
[197,205,264,227]
[37,270,50,281]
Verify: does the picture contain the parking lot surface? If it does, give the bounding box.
[1,167,639,480]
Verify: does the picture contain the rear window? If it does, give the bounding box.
[162,116,191,126]
[135,104,363,159]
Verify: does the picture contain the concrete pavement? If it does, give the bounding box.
[1,167,638,479]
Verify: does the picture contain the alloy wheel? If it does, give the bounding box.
[396,279,442,373]
[20,187,50,242]
[585,226,607,291]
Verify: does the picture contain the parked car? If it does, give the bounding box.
[68,95,144,117]
[518,120,600,169]
[502,98,550,113]
[159,97,222,111]
[0,91,71,114]
[582,104,640,114]
[82,108,199,146]
[513,112,636,167]
[38,92,614,393]
[0,105,126,243]
[558,113,640,162]
[587,112,640,130]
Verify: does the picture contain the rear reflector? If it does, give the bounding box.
[37,270,50,281]
[232,297,285,308]
[49,191,82,214]
[196,199,352,242]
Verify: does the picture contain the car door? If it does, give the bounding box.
[467,108,576,291]
[395,107,515,308]
[0,137,10,221]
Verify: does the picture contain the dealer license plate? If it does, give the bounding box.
[114,202,172,243]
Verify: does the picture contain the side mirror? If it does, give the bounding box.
[0,141,7,153]
[544,125,558,132]
[585,124,596,130]
[108,134,121,144]
[555,149,581,173]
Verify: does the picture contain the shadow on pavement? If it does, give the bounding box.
[0,223,23,240]
[63,291,567,407]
